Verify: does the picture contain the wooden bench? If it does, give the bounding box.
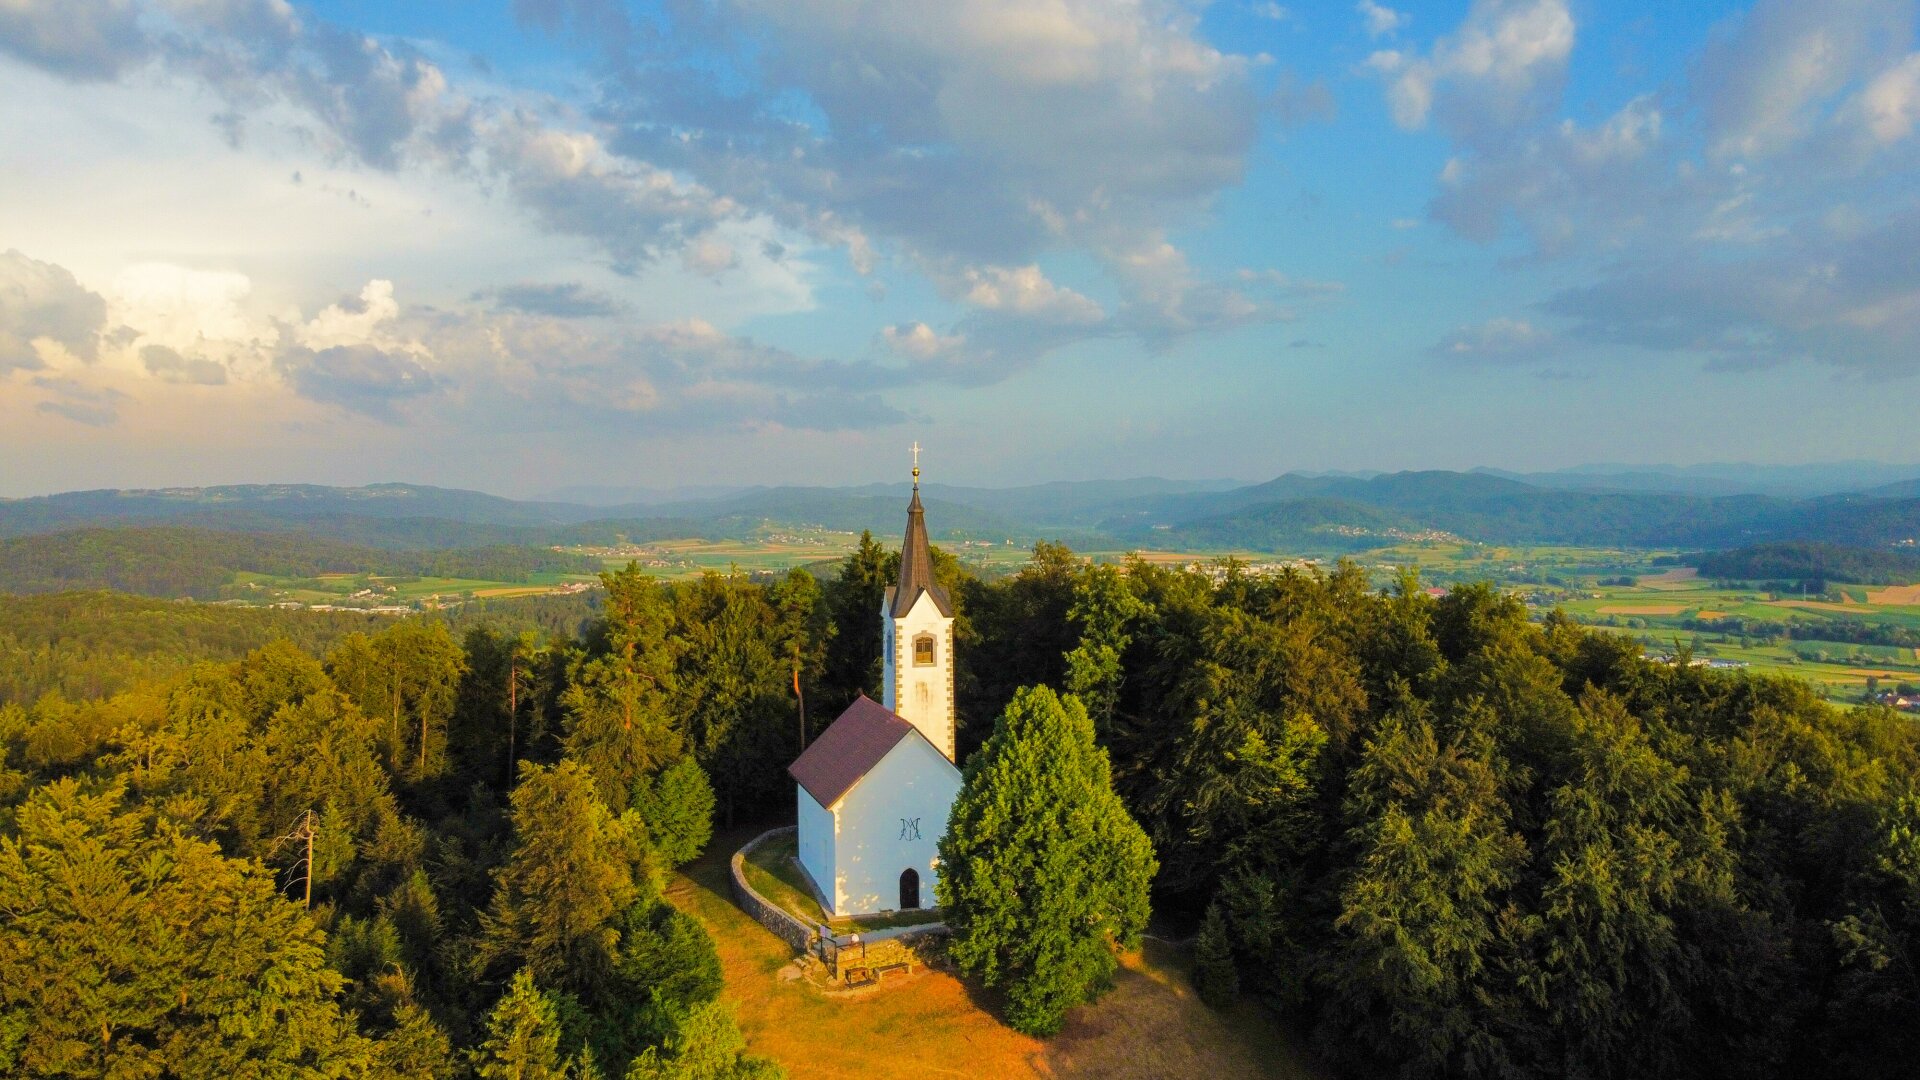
[841,961,911,986]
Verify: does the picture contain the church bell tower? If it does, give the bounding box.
[883,444,956,761]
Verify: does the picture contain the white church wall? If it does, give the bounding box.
[832,733,961,917]
[795,786,836,913]
[884,590,955,760]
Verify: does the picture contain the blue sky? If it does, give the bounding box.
[2,0,1918,496]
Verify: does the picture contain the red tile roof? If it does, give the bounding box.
[789,694,917,808]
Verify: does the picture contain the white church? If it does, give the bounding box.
[788,456,963,918]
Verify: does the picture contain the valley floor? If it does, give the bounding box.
[667,826,1320,1080]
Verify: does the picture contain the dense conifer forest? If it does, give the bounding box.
[1696,541,1920,586]
[0,526,603,598]
[3,539,1917,1077]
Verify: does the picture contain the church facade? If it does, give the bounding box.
[788,467,962,918]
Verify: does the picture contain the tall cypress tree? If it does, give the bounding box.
[937,685,1156,1036]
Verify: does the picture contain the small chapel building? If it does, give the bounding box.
[788,459,963,918]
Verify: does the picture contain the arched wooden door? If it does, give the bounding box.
[899,867,921,909]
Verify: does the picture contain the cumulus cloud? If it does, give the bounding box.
[882,322,966,360]
[481,282,623,318]
[1358,1,1408,38]
[0,249,108,370]
[1382,0,1920,385]
[274,342,438,419]
[1846,51,1920,144]
[588,0,1277,294]
[140,343,229,384]
[1543,208,1920,372]
[110,262,265,351]
[1236,268,1346,298]
[1693,0,1912,160]
[949,264,1104,324]
[1370,0,1574,135]
[33,375,127,426]
[1,0,1347,448]
[483,111,737,272]
[298,279,400,350]
[0,0,148,81]
[1431,316,1557,363]
[1428,94,1666,245]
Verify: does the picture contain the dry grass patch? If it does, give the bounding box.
[1637,568,1700,590]
[1768,600,1860,614]
[1866,584,1920,605]
[669,828,1320,1080]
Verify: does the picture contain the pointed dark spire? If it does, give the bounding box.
[890,449,951,617]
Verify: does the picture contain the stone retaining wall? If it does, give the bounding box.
[730,827,825,957]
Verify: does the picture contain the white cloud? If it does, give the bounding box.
[1374,0,1574,132]
[1432,316,1557,362]
[1357,1,1408,39]
[1251,3,1290,22]
[882,322,967,359]
[111,262,266,352]
[1694,0,1913,160]
[300,279,402,350]
[1849,52,1920,144]
[141,343,230,384]
[0,249,108,370]
[952,264,1104,324]
[0,0,148,81]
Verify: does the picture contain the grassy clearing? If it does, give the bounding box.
[740,833,829,925]
[742,832,946,933]
[669,827,1323,1080]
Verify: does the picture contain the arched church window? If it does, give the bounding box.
[900,867,921,909]
[913,633,935,666]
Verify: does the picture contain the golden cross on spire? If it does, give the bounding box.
[910,441,922,485]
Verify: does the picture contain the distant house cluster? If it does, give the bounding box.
[1651,655,1750,670]
[1865,691,1920,712]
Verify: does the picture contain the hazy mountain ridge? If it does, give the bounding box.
[11,467,1920,555]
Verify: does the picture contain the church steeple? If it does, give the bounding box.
[883,443,956,759]
[891,452,949,617]
[894,466,948,618]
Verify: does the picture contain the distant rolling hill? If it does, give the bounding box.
[0,526,602,599]
[10,471,1920,562]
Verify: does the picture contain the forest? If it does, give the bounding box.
[0,526,603,598]
[3,537,1918,1078]
[1696,541,1920,586]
